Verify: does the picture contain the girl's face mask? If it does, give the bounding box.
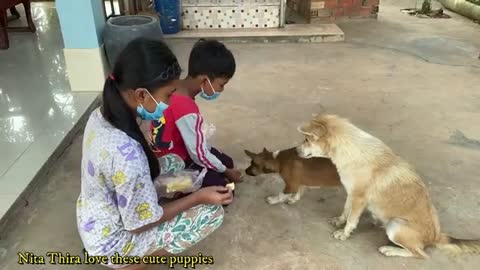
[136,89,168,121]
[200,78,221,101]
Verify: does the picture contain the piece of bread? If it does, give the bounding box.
[226,182,235,190]
[166,178,193,193]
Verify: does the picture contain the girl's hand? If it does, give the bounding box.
[195,186,234,205]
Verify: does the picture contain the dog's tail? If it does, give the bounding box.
[435,234,480,256]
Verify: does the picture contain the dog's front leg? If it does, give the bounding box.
[267,182,301,205]
[329,195,351,227]
[286,186,305,204]
[333,193,367,241]
[266,192,290,205]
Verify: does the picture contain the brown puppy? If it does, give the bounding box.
[244,147,341,204]
[296,114,480,258]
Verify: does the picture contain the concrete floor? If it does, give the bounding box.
[1,0,480,269]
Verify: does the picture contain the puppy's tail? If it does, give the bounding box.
[435,234,480,256]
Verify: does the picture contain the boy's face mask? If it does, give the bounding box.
[136,89,168,120]
[200,78,221,101]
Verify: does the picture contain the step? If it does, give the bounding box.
[164,24,345,43]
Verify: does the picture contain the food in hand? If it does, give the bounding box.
[226,182,235,190]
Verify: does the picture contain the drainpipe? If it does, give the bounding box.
[280,0,287,28]
[439,0,480,21]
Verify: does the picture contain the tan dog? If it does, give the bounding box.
[296,114,480,258]
[244,147,341,205]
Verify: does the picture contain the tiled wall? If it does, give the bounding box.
[181,0,282,29]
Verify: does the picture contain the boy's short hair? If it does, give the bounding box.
[188,39,236,80]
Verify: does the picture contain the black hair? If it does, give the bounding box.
[102,38,181,180]
[187,39,236,80]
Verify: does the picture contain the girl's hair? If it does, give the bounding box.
[102,38,181,179]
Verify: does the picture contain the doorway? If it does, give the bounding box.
[286,0,311,24]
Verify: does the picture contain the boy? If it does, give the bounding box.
[151,39,242,187]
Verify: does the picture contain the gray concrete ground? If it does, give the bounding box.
[1,0,480,269]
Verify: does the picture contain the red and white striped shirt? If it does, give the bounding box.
[151,93,226,172]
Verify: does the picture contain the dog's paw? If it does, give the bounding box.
[333,229,349,241]
[328,217,346,227]
[286,197,299,205]
[266,196,280,205]
[379,246,401,257]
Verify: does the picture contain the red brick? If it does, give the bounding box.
[334,7,344,17]
[345,8,358,17]
[344,5,359,16]
[357,7,374,17]
[324,0,338,8]
[367,0,380,6]
[340,0,352,7]
[352,0,362,8]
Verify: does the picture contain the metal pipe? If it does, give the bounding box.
[279,0,286,28]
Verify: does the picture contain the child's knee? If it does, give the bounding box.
[158,154,186,174]
[223,155,234,169]
[211,205,224,219]
[218,152,234,169]
[211,148,234,169]
[202,172,228,187]
[204,205,225,229]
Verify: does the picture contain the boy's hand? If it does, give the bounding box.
[225,168,243,183]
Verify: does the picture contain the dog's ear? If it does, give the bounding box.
[311,121,328,138]
[297,124,319,140]
[297,124,307,134]
[300,117,329,139]
[244,150,256,158]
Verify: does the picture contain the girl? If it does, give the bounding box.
[76,38,233,270]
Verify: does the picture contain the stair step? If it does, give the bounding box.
[164,24,345,43]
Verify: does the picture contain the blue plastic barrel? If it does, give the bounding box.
[154,0,181,34]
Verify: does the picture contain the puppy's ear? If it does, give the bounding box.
[244,150,256,158]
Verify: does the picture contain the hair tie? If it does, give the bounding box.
[109,74,116,81]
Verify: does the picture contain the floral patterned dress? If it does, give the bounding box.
[76,108,224,268]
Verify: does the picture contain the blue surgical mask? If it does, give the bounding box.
[199,78,221,101]
[136,90,168,121]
